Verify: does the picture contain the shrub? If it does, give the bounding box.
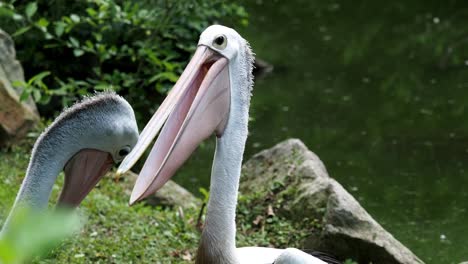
[0,0,248,121]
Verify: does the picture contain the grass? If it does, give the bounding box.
[0,128,321,263]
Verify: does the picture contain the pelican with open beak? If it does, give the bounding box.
[2,92,138,232]
[118,25,330,263]
[117,25,237,204]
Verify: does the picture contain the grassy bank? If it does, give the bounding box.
[0,128,314,263]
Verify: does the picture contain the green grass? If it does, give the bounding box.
[0,130,319,263]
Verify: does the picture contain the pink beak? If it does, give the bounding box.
[58,149,114,207]
[119,45,231,205]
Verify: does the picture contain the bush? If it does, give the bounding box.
[0,0,248,121]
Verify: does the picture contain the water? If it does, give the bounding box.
[176,1,468,263]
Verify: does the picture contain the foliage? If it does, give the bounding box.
[0,0,248,120]
[0,208,83,264]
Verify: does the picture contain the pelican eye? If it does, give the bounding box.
[212,34,227,50]
[118,146,131,157]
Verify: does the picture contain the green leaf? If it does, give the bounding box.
[54,21,65,36]
[19,90,29,102]
[12,14,23,21]
[69,37,79,47]
[70,14,80,23]
[148,72,179,83]
[0,208,83,263]
[199,187,210,203]
[28,71,51,85]
[0,7,15,18]
[32,89,41,101]
[73,49,84,57]
[84,40,94,49]
[50,88,68,95]
[25,2,37,19]
[12,26,31,37]
[11,80,26,89]
[35,17,49,28]
[95,84,110,90]
[86,8,97,17]
[93,33,102,42]
[38,93,51,104]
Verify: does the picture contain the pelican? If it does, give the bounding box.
[2,92,139,232]
[118,25,335,264]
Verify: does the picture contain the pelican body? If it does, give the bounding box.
[119,26,333,264]
[2,92,138,232]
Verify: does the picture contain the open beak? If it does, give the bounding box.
[58,149,114,207]
[118,45,231,205]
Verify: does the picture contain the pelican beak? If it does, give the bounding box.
[57,149,114,207]
[121,45,231,205]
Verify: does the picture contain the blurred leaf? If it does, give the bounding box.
[148,72,179,83]
[0,7,15,18]
[11,80,26,89]
[12,26,31,37]
[54,21,65,36]
[199,187,210,203]
[25,2,37,19]
[12,14,23,21]
[0,207,84,264]
[19,90,29,102]
[69,14,80,23]
[86,8,97,17]
[95,83,110,90]
[28,71,50,85]
[68,36,79,47]
[32,89,41,101]
[35,17,49,28]
[73,49,84,57]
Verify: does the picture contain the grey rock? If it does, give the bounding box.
[119,171,200,209]
[0,29,39,145]
[241,139,424,264]
[0,29,22,82]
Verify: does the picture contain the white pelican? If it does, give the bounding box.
[2,92,138,232]
[118,25,336,264]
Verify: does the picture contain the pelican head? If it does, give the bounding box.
[14,92,139,209]
[117,25,254,204]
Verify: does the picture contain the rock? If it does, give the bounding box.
[0,29,23,83]
[0,81,39,143]
[119,171,200,209]
[0,29,39,145]
[147,180,201,209]
[241,139,424,264]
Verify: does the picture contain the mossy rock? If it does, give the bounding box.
[240,139,424,264]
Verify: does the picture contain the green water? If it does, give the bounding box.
[175,1,468,263]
